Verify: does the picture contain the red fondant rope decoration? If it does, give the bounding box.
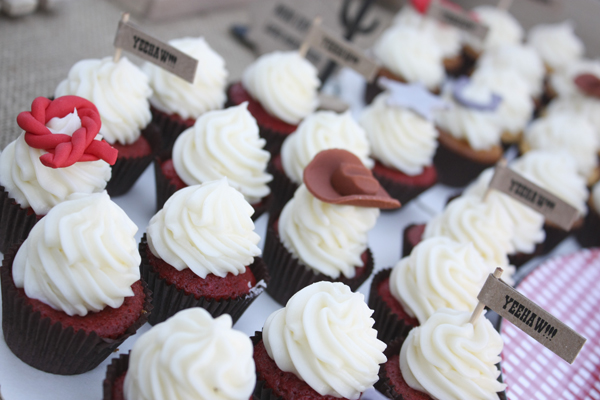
[16,96,118,169]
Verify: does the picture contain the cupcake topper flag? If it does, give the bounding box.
[378,76,450,121]
[472,267,587,364]
[112,13,198,83]
[485,159,580,231]
[424,0,489,40]
[17,96,118,169]
[303,149,401,209]
[298,16,379,82]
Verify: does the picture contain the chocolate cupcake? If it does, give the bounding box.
[253,282,387,400]
[0,96,116,253]
[1,192,149,375]
[55,56,159,196]
[576,181,600,248]
[264,149,400,305]
[227,51,320,156]
[154,102,272,220]
[103,308,255,400]
[141,179,269,325]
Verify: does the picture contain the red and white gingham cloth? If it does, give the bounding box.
[501,248,600,400]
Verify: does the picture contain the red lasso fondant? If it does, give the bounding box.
[16,96,118,169]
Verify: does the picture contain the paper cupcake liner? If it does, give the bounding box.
[432,139,498,188]
[262,224,374,306]
[102,353,129,400]
[508,243,544,269]
[542,223,572,254]
[368,269,417,345]
[150,106,194,154]
[266,160,298,218]
[153,157,268,220]
[106,123,162,197]
[1,244,152,375]
[139,234,269,326]
[575,208,600,248]
[0,185,40,254]
[372,165,437,206]
[375,336,507,400]
[250,332,281,400]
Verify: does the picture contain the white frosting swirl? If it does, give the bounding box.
[263,281,386,399]
[143,37,228,120]
[546,97,600,143]
[470,67,534,138]
[593,181,600,215]
[0,110,111,215]
[527,21,584,72]
[242,51,320,125]
[373,25,445,91]
[523,112,598,181]
[390,237,488,325]
[476,44,545,98]
[172,103,272,204]
[392,5,462,59]
[464,167,545,255]
[359,93,438,174]
[147,179,261,279]
[511,150,588,216]
[279,184,378,279]
[423,195,515,282]
[434,81,504,151]
[549,58,600,98]
[400,308,506,400]
[12,192,140,316]
[464,6,524,53]
[54,57,152,145]
[281,111,373,184]
[124,308,255,400]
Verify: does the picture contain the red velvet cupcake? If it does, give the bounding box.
[227,51,320,156]
[141,180,269,325]
[1,192,149,375]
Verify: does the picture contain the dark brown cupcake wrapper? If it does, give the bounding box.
[0,185,40,254]
[263,224,374,306]
[153,156,269,220]
[1,243,152,375]
[139,234,269,326]
[106,123,162,197]
[368,269,416,345]
[266,160,298,218]
[575,208,600,248]
[372,167,437,207]
[375,336,507,400]
[250,331,280,400]
[432,140,500,188]
[103,353,129,400]
[150,105,194,155]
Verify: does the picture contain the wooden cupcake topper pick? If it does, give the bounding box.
[303,149,400,209]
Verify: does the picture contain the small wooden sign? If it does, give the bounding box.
[488,164,580,230]
[301,21,379,81]
[317,93,349,113]
[426,0,489,40]
[113,20,199,83]
[478,273,586,364]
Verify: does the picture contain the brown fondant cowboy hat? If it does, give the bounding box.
[303,149,401,209]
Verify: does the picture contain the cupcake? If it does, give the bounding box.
[359,91,439,204]
[462,5,524,61]
[0,96,116,253]
[527,21,584,73]
[154,102,272,219]
[368,24,446,103]
[270,110,373,216]
[576,180,600,248]
[103,308,255,400]
[391,4,463,75]
[376,308,507,400]
[369,236,489,344]
[141,178,269,325]
[433,77,504,187]
[55,56,159,196]
[264,149,400,305]
[227,51,320,156]
[520,112,599,185]
[1,191,150,375]
[253,281,387,400]
[143,37,228,151]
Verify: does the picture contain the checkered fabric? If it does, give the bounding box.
[501,248,600,400]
